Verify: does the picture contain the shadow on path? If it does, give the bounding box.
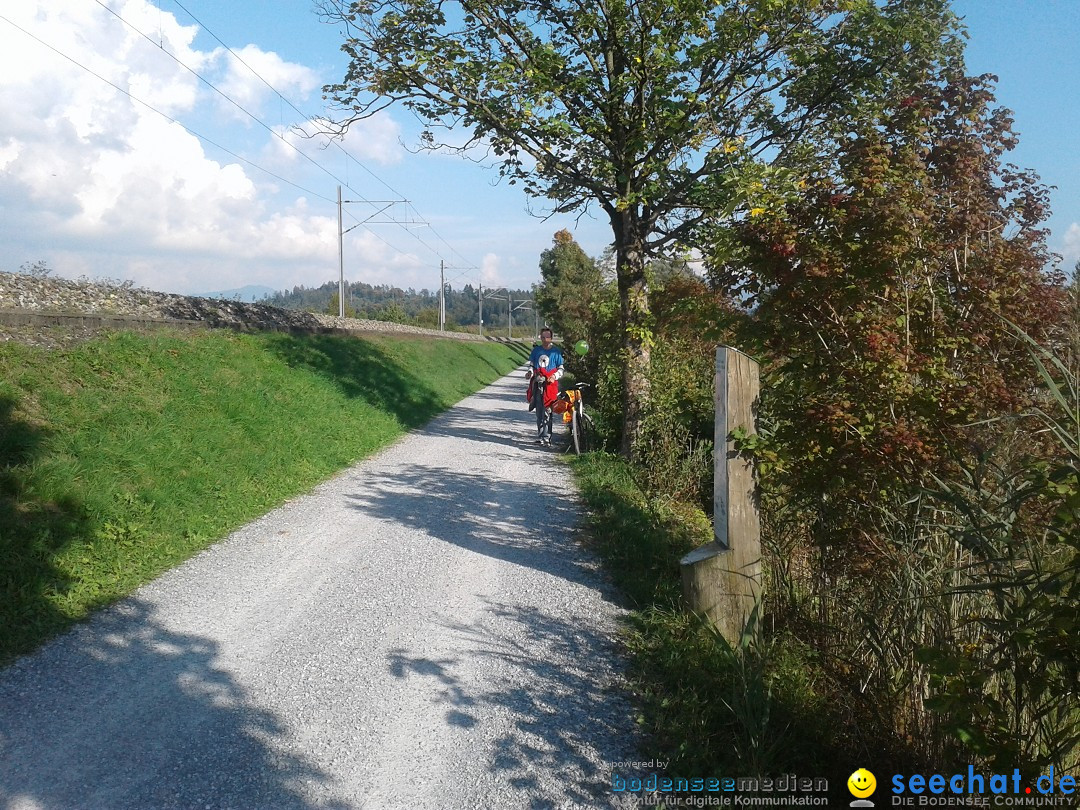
[346,462,621,598]
[422,403,563,449]
[386,598,635,809]
[0,599,346,810]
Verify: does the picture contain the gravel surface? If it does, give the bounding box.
[0,270,494,349]
[0,370,640,810]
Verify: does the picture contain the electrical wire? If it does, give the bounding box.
[0,12,333,204]
[163,0,483,276]
[4,4,496,289]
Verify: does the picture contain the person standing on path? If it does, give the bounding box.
[526,327,564,445]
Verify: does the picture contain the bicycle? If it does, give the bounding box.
[527,373,593,453]
[552,382,594,455]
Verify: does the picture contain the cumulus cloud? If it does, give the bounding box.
[214,44,319,123]
[480,252,502,285]
[0,0,414,295]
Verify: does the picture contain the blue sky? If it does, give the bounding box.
[0,1,1077,297]
[953,0,1080,276]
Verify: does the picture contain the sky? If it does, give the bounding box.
[0,1,1077,298]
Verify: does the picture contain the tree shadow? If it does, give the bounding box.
[345,460,623,597]
[343,367,616,592]
[462,343,531,378]
[261,333,449,428]
[421,374,579,451]
[0,598,347,810]
[423,404,564,449]
[0,392,92,665]
[261,334,531,433]
[385,599,639,809]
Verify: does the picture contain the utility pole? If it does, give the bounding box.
[436,262,475,332]
[478,282,483,337]
[337,185,345,318]
[439,260,445,331]
[483,287,510,339]
[336,186,413,319]
[511,297,534,341]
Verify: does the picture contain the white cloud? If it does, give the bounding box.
[214,44,319,123]
[480,252,502,285]
[267,115,404,169]
[341,229,434,289]
[0,0,419,295]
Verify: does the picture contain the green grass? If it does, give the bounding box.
[0,328,529,664]
[569,452,850,800]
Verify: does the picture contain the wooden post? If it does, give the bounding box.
[680,346,762,643]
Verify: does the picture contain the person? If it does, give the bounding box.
[525,327,564,445]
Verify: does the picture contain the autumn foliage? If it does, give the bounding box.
[711,74,1067,547]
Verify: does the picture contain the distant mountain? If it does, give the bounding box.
[196,285,277,303]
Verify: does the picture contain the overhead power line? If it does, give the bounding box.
[2,4,490,288]
[90,0,394,221]
[170,0,407,203]
[0,12,333,204]
[0,10,434,268]
[164,0,482,276]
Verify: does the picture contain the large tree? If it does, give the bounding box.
[319,0,963,456]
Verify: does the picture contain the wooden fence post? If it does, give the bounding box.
[679,346,762,642]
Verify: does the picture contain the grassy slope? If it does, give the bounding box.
[0,328,528,664]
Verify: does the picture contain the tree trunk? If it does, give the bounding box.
[612,209,651,460]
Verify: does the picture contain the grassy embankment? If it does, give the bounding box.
[0,327,528,665]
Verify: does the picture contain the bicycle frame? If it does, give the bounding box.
[528,375,593,454]
[554,383,592,454]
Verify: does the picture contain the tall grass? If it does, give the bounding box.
[916,327,1080,773]
[571,312,1079,790]
[0,328,528,664]
[758,327,1080,775]
[570,452,840,790]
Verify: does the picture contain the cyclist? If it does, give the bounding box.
[525,326,564,445]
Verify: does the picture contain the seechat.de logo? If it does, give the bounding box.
[848,768,877,807]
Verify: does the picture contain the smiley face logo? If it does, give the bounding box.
[847,768,877,798]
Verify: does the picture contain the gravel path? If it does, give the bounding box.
[0,369,640,810]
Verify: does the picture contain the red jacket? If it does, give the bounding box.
[526,368,560,409]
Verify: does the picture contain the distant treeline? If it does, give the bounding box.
[262,280,538,331]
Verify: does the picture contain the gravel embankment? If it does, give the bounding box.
[0,370,640,809]
[0,270,497,349]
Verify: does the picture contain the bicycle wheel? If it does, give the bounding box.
[571,406,589,454]
[580,412,594,453]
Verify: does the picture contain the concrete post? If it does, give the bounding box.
[680,346,762,643]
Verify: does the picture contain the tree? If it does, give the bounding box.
[710,71,1068,546]
[535,229,603,343]
[320,0,963,456]
[703,72,1074,770]
[327,292,357,319]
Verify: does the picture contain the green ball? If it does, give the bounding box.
[574,340,589,356]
